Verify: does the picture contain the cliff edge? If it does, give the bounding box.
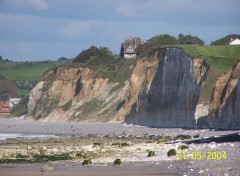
[208,61,240,129]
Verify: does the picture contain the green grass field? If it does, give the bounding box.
[0,61,60,81]
[183,45,240,102]
[0,61,61,96]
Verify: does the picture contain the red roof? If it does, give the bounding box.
[0,102,10,108]
[0,101,11,113]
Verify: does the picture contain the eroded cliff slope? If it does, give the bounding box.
[208,61,240,129]
[27,48,209,128]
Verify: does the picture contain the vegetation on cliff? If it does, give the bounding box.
[137,34,204,57]
[183,45,240,102]
[210,34,240,45]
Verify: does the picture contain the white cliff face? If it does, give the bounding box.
[125,48,209,128]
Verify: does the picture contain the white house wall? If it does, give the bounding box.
[230,39,240,45]
[124,53,136,59]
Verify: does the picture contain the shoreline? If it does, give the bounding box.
[0,118,239,137]
[0,118,240,176]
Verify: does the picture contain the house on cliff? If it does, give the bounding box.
[120,37,144,58]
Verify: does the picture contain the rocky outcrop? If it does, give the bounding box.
[124,48,209,128]
[27,47,209,128]
[208,61,240,129]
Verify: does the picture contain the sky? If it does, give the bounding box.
[0,0,240,61]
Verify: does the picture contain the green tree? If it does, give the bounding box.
[148,34,177,45]
[73,46,114,63]
[177,34,204,45]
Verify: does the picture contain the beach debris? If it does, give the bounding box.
[167,149,176,157]
[147,150,156,157]
[41,164,54,172]
[112,142,130,147]
[178,145,189,150]
[113,158,122,166]
[193,134,200,138]
[174,135,191,141]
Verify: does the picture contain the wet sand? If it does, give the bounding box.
[0,162,180,176]
[0,118,239,137]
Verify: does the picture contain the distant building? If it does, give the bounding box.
[120,37,145,59]
[230,38,240,45]
[9,98,21,108]
[0,101,11,114]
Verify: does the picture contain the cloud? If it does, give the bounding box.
[115,0,240,25]
[3,0,48,10]
[0,12,63,41]
[30,0,48,10]
[58,20,102,39]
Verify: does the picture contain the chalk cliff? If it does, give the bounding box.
[208,61,240,129]
[27,48,209,128]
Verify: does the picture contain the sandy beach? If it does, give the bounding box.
[0,118,240,176]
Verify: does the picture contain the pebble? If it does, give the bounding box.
[41,164,54,172]
[198,170,204,174]
[224,173,228,176]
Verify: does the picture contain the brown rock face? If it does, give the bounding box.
[27,67,121,121]
[124,48,209,128]
[208,61,240,129]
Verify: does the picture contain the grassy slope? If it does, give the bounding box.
[183,45,240,103]
[0,61,60,81]
[0,61,60,96]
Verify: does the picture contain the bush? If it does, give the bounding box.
[61,100,72,111]
[147,151,156,157]
[11,96,28,116]
[113,158,122,166]
[167,149,177,157]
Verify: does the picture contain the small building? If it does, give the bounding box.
[9,98,21,108]
[0,101,11,114]
[230,38,240,45]
[120,37,144,59]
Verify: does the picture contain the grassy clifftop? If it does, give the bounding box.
[183,45,240,102]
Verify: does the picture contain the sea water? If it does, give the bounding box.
[0,133,56,140]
